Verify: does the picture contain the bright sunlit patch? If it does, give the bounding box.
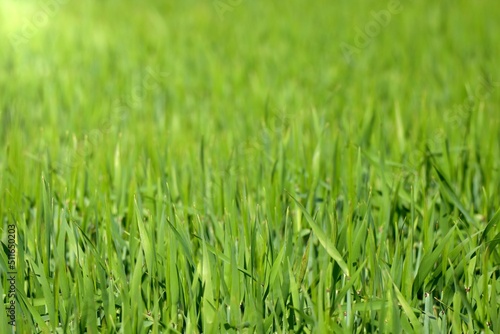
[0,0,38,33]
[0,0,71,49]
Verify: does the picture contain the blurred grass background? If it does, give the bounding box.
[1,0,499,212]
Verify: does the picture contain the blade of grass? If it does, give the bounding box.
[289,193,349,276]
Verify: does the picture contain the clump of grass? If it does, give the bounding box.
[1,0,500,333]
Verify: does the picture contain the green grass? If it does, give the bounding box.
[1,0,500,333]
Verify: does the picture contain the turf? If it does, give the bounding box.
[1,0,500,333]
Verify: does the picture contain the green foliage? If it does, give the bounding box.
[1,0,499,332]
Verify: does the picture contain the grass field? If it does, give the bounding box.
[1,0,500,333]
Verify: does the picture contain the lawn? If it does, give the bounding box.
[1,0,500,333]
